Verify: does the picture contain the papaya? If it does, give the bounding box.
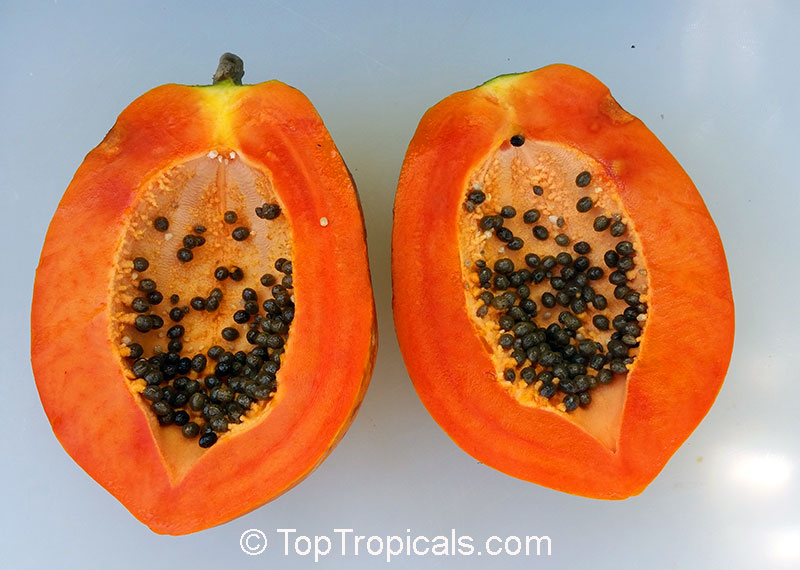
[31,54,377,534]
[392,64,734,498]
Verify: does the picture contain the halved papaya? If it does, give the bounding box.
[31,54,377,534]
[392,64,734,498]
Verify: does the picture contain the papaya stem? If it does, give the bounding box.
[213,53,244,85]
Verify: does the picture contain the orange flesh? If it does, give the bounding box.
[112,153,292,475]
[457,140,649,451]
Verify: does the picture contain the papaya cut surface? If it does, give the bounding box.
[392,64,734,498]
[32,60,376,534]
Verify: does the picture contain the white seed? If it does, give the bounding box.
[320,217,329,227]
[207,150,219,159]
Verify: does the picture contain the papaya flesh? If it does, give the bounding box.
[392,64,734,498]
[31,59,377,534]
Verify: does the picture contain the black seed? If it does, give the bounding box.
[503,369,516,381]
[194,224,207,234]
[618,256,634,271]
[507,237,524,250]
[558,311,581,331]
[573,241,591,254]
[224,210,238,224]
[221,327,240,341]
[229,266,244,281]
[608,339,629,358]
[138,279,157,293]
[616,241,634,256]
[190,296,206,311]
[151,315,164,329]
[510,134,525,146]
[609,271,628,285]
[571,298,587,314]
[176,358,191,375]
[587,266,604,280]
[153,216,169,232]
[531,270,546,284]
[146,291,163,305]
[198,431,218,448]
[589,353,607,370]
[555,234,570,246]
[495,205,515,219]
[622,334,639,347]
[190,354,207,373]
[563,394,580,411]
[169,307,185,322]
[206,346,223,361]
[495,227,513,242]
[134,315,153,332]
[485,216,510,233]
[517,285,531,299]
[167,325,185,339]
[523,254,540,270]
[232,227,250,241]
[539,383,557,398]
[173,411,190,427]
[152,400,172,416]
[576,196,593,212]
[214,266,229,280]
[132,257,149,272]
[541,255,557,271]
[541,292,556,308]
[610,221,627,237]
[604,250,620,268]
[556,252,572,266]
[532,184,544,196]
[575,171,592,187]
[573,256,590,273]
[141,386,162,402]
[279,261,293,275]
[614,285,630,299]
[233,310,250,324]
[555,291,571,307]
[477,267,492,284]
[494,258,514,274]
[520,367,537,383]
[131,297,149,313]
[533,225,549,240]
[593,215,610,231]
[260,203,281,220]
[467,189,485,204]
[177,248,193,263]
[610,359,628,374]
[523,209,541,224]
[127,343,144,359]
[499,334,514,348]
[579,392,592,407]
[593,315,610,329]
[596,369,613,384]
[624,292,641,307]
[182,235,198,249]
[260,273,276,287]
[560,266,577,281]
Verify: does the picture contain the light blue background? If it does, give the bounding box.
[2,1,798,568]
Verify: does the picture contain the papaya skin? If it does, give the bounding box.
[392,64,734,499]
[31,78,377,534]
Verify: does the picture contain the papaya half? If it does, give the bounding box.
[31,54,377,534]
[392,64,734,498]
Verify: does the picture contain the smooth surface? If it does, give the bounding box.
[2,0,798,567]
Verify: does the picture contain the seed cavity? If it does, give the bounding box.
[458,138,648,425]
[112,153,293,453]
